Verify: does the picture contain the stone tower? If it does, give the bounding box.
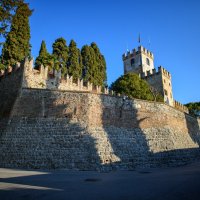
[123,46,154,75]
[122,45,174,106]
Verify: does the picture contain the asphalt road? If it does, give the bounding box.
[1,162,200,200]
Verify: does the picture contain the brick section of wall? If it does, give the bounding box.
[0,89,199,170]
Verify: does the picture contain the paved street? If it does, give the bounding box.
[1,162,200,200]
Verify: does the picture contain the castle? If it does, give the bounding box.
[0,44,189,113]
[123,45,174,106]
[0,51,199,171]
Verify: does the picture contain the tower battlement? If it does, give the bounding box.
[158,66,171,79]
[139,66,171,79]
[122,45,154,60]
[140,68,158,78]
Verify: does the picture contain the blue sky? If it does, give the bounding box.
[26,0,200,104]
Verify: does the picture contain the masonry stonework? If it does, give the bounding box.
[0,59,199,171]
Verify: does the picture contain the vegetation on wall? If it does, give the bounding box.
[110,73,163,102]
[1,1,32,67]
[185,102,200,117]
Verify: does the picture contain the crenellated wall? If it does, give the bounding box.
[0,58,188,113]
[122,45,189,111]
[123,46,154,75]
[0,58,198,171]
[22,58,109,94]
[122,46,154,60]
[140,66,188,112]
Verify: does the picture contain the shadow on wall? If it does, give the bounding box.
[0,86,103,170]
[185,113,200,146]
[97,94,200,170]
[0,63,24,135]
[1,65,200,170]
[99,95,151,170]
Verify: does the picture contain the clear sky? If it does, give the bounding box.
[26,0,200,104]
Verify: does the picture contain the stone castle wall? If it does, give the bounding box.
[141,66,187,111]
[22,59,105,94]
[0,58,199,170]
[0,64,23,118]
[0,87,199,170]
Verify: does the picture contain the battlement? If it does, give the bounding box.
[139,67,158,78]
[0,58,118,97]
[122,45,154,60]
[0,58,189,116]
[139,65,171,80]
[174,100,189,113]
[158,66,171,79]
[24,61,116,95]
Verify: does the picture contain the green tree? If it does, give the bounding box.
[78,48,83,77]
[35,40,51,69]
[110,73,161,101]
[52,37,68,73]
[0,0,23,43]
[81,45,97,84]
[0,58,4,70]
[1,2,32,67]
[67,39,82,80]
[91,42,107,87]
[185,102,200,117]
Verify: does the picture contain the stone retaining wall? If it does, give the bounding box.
[0,88,199,170]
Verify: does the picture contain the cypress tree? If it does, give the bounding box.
[90,42,107,87]
[0,58,4,70]
[0,0,23,42]
[81,45,97,85]
[101,55,107,86]
[1,2,32,67]
[52,37,68,73]
[78,48,83,77]
[67,39,82,80]
[35,40,50,69]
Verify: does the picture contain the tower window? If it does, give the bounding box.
[131,58,135,66]
[164,89,168,96]
[146,58,150,66]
